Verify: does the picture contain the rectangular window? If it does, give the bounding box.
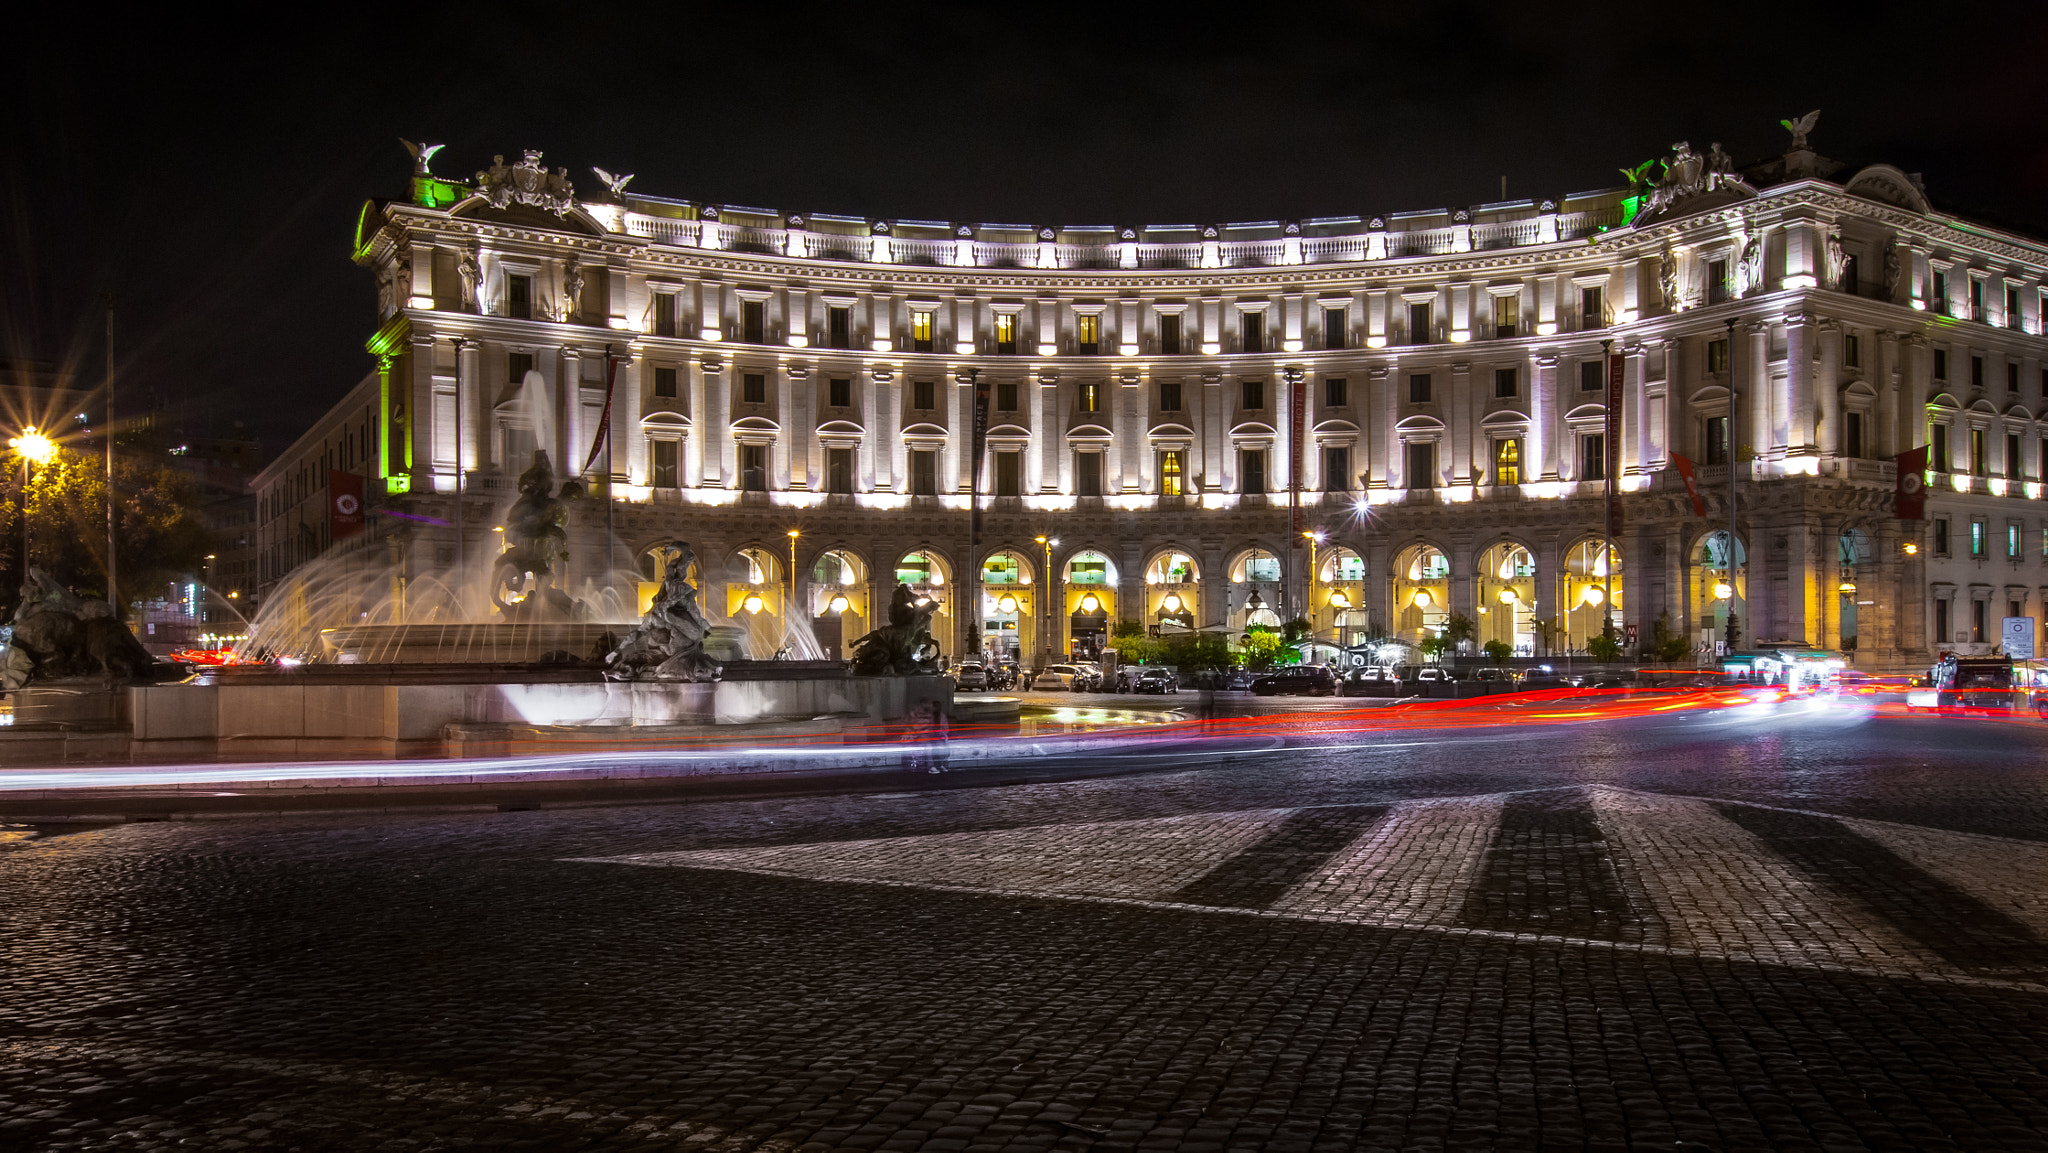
[1581,285,1604,329]
[741,373,766,405]
[1494,294,1518,339]
[1582,433,1607,482]
[1970,278,1984,320]
[1935,518,1950,555]
[1933,424,1950,471]
[828,377,851,408]
[508,275,532,320]
[653,366,678,399]
[1971,518,1987,558]
[1324,377,1347,407]
[1408,373,1431,403]
[911,379,934,410]
[1076,313,1099,355]
[740,444,767,491]
[1934,349,1948,380]
[2042,368,2047,398]
[911,310,934,353]
[1075,452,1102,497]
[1159,313,1181,355]
[1842,254,1860,294]
[1494,437,1522,486]
[1935,599,1950,644]
[1843,333,1860,368]
[1242,379,1265,410]
[1973,599,1987,643]
[651,440,678,489]
[1580,360,1604,392]
[1078,382,1101,413]
[827,307,852,349]
[1323,446,1351,492]
[996,381,1017,412]
[1494,367,1518,399]
[1845,411,1863,459]
[1159,380,1182,412]
[995,451,1020,497]
[910,450,937,496]
[1973,356,1985,389]
[2009,362,2021,393]
[1241,449,1267,494]
[994,313,1017,354]
[741,300,765,344]
[1159,449,1184,497]
[2008,287,2023,329]
[1324,307,1346,350]
[1704,416,1728,465]
[2008,433,2022,478]
[1406,441,1435,488]
[1708,259,1729,303]
[653,293,676,337]
[2009,523,2022,560]
[1407,301,1431,344]
[827,448,854,494]
[1706,338,1729,374]
[1934,271,1949,314]
[1971,428,1987,476]
[508,351,534,384]
[1241,311,1264,354]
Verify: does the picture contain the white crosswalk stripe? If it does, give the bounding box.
[574,787,2048,990]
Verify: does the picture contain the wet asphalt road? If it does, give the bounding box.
[6,696,2048,1151]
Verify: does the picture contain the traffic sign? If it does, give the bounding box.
[2003,617,2036,659]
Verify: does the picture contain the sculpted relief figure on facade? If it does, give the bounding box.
[1735,229,1766,297]
[1884,243,1903,295]
[1637,141,1758,224]
[1659,248,1680,312]
[458,246,480,311]
[477,150,576,216]
[562,261,584,323]
[1824,227,1850,290]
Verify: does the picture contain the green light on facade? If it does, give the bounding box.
[412,176,463,209]
[352,201,380,260]
[386,475,411,495]
[1620,194,1644,226]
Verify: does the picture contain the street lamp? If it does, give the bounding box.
[9,427,56,583]
[786,529,799,616]
[1303,529,1324,642]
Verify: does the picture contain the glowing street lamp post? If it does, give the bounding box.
[9,427,56,589]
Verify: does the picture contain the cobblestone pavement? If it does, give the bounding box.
[7,699,2048,1150]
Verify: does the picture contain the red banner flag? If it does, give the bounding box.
[1895,445,1929,520]
[329,470,365,539]
[1670,453,1708,517]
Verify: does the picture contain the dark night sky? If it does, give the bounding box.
[7,2,2045,460]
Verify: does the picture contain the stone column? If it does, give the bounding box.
[1815,322,1841,461]
[1877,330,1901,457]
[1627,341,1651,474]
[1449,361,1473,484]
[700,358,730,487]
[1533,352,1559,481]
[1786,312,1815,460]
[1039,374,1061,492]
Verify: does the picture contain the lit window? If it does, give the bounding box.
[1076,314,1099,354]
[1494,438,1521,486]
[1159,450,1184,497]
[911,310,934,353]
[994,313,1017,354]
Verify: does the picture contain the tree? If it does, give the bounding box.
[1586,632,1622,662]
[1239,626,1284,670]
[1162,632,1230,672]
[1483,639,1512,665]
[1650,611,1691,664]
[1417,634,1450,662]
[6,445,209,610]
[1281,616,1311,647]
[1444,613,1476,650]
[1109,619,1155,664]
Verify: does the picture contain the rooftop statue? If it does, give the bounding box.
[849,583,942,677]
[1781,110,1821,152]
[477,150,575,216]
[400,138,445,176]
[1635,140,1757,226]
[604,542,722,682]
[493,451,590,622]
[592,167,635,199]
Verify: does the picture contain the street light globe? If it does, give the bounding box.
[1714,581,1734,600]
[1079,593,1101,614]
[10,428,55,464]
[1583,586,1605,606]
[1328,590,1349,609]
[1412,589,1433,608]
[829,595,850,613]
[1161,592,1183,613]
[998,594,1018,613]
[742,593,765,614]
[1498,588,1518,605]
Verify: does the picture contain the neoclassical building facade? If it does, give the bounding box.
[263,124,2048,667]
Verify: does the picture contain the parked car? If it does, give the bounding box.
[1035,664,1086,691]
[1340,666,1392,696]
[1250,665,1339,697]
[955,662,988,691]
[1073,663,1105,691]
[1131,667,1179,694]
[1472,666,1515,682]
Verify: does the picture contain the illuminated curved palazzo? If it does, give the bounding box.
[278,132,2048,665]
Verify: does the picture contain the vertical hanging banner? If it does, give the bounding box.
[970,373,991,539]
[1895,444,1929,519]
[1289,372,1305,532]
[1606,350,1625,531]
[1669,453,1708,517]
[329,470,365,539]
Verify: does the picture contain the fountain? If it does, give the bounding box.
[104,470,962,762]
